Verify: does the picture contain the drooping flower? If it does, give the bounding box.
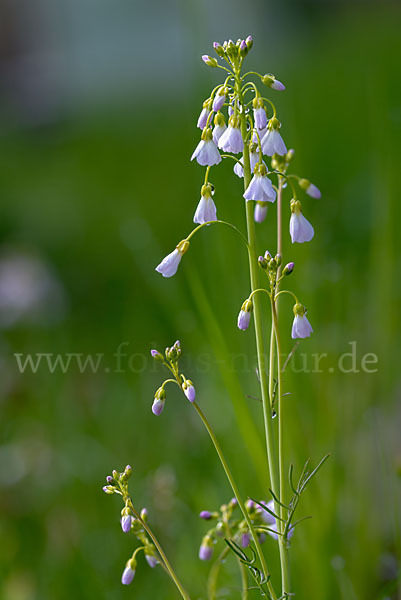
[218,115,243,154]
[212,112,227,144]
[193,183,217,225]
[243,163,276,202]
[261,118,287,156]
[261,74,286,91]
[254,201,268,223]
[121,559,136,585]
[197,101,212,129]
[291,303,313,339]
[233,147,262,178]
[298,178,322,199]
[253,96,268,130]
[237,299,253,331]
[212,86,227,112]
[152,387,166,415]
[156,240,189,278]
[182,379,196,402]
[191,128,222,166]
[289,199,314,243]
[199,535,214,561]
[145,546,158,568]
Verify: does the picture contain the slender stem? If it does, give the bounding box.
[240,561,249,600]
[129,504,190,600]
[277,178,283,276]
[271,299,291,596]
[207,546,230,600]
[236,66,291,599]
[193,402,277,600]
[185,219,249,249]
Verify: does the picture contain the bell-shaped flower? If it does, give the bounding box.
[218,115,243,154]
[193,183,217,224]
[199,535,214,561]
[253,96,268,130]
[254,201,268,223]
[237,299,253,331]
[121,512,132,533]
[261,74,286,91]
[156,240,190,278]
[121,558,136,585]
[243,163,276,203]
[261,118,287,156]
[289,199,314,243]
[191,128,222,166]
[182,378,196,402]
[197,100,212,129]
[292,303,313,339]
[212,112,227,144]
[145,546,158,568]
[212,86,227,112]
[298,177,322,199]
[234,146,262,178]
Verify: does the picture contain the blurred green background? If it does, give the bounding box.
[0,1,400,599]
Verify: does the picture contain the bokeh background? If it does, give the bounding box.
[0,1,400,599]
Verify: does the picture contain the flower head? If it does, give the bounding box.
[191,128,222,166]
[237,299,253,331]
[292,303,313,339]
[289,199,314,243]
[121,559,136,585]
[218,115,243,154]
[261,118,287,156]
[193,183,217,225]
[156,240,189,278]
[243,163,276,203]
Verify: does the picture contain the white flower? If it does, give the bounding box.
[194,184,217,224]
[243,164,276,202]
[289,199,314,243]
[212,112,227,144]
[212,86,227,112]
[155,240,189,278]
[197,102,212,129]
[291,304,313,339]
[254,201,268,223]
[121,560,136,585]
[218,115,243,154]
[191,128,222,166]
[252,126,267,144]
[261,118,287,156]
[237,299,253,331]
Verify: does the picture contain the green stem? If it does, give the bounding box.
[193,402,277,600]
[129,504,190,600]
[207,546,230,600]
[271,298,291,597]
[240,560,249,600]
[236,66,290,598]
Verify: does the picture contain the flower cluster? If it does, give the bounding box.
[198,496,294,562]
[102,466,159,585]
[150,340,196,415]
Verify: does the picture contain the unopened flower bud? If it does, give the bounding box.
[121,558,136,585]
[150,349,164,361]
[298,178,321,199]
[264,250,272,260]
[112,470,119,480]
[103,485,115,494]
[202,55,218,67]
[182,379,196,402]
[213,42,225,57]
[274,254,282,266]
[261,73,285,91]
[237,299,253,331]
[140,507,148,521]
[152,387,166,416]
[144,545,158,568]
[199,535,214,561]
[121,514,132,533]
[283,262,294,276]
[200,510,213,520]
[239,39,248,57]
[258,255,268,269]
[106,475,113,484]
[246,35,253,50]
